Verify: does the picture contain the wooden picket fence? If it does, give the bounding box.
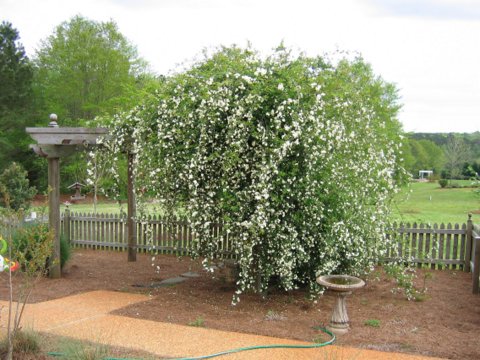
[387,222,470,270]
[62,212,194,255]
[61,211,480,293]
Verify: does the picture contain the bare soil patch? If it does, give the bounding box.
[1,249,479,359]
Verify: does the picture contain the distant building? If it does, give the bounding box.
[418,170,433,180]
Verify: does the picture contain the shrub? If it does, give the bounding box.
[11,221,55,279]
[60,234,71,270]
[100,45,406,303]
[0,330,41,358]
[0,162,36,211]
[438,179,448,188]
[12,223,71,271]
[1,212,53,360]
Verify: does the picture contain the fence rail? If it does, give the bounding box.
[61,211,480,293]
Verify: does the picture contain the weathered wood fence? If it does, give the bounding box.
[389,222,469,270]
[62,211,196,255]
[61,210,480,293]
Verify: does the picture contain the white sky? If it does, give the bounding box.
[2,0,480,133]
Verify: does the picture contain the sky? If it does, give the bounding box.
[1,0,480,133]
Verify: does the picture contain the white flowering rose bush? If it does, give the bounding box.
[102,46,406,302]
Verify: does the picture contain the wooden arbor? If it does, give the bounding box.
[26,114,108,278]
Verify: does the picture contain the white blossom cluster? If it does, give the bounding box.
[100,47,406,303]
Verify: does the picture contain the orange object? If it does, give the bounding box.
[9,261,19,272]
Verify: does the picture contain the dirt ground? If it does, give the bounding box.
[1,249,479,360]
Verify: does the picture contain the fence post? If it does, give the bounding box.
[473,237,480,294]
[63,207,71,244]
[465,214,473,272]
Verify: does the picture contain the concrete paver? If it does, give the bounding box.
[0,290,444,360]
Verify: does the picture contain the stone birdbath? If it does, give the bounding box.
[316,274,365,335]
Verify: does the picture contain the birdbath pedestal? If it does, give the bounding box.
[317,274,365,335]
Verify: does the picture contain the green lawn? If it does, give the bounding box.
[391,180,480,225]
[59,202,128,215]
[33,180,480,226]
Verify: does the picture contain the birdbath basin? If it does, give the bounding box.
[317,275,365,334]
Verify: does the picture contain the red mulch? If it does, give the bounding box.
[1,249,479,359]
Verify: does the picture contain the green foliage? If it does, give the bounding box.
[404,132,480,181]
[11,221,53,275]
[188,316,205,327]
[0,162,36,211]
[100,45,406,303]
[12,221,70,271]
[0,329,41,358]
[443,135,469,179]
[0,22,39,178]
[60,234,71,270]
[55,338,108,360]
[410,132,480,163]
[402,138,444,177]
[364,319,380,328]
[0,21,33,115]
[0,210,54,360]
[438,179,448,188]
[32,15,161,191]
[383,263,418,300]
[34,15,148,123]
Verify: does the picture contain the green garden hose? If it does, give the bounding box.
[174,328,335,360]
[48,328,335,360]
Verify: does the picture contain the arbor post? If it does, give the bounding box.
[26,113,108,278]
[48,157,61,278]
[127,152,137,261]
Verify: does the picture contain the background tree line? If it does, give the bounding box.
[0,15,162,199]
[403,132,480,179]
[0,14,478,206]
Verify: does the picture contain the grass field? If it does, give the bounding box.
[59,202,128,214]
[36,180,480,226]
[391,180,480,224]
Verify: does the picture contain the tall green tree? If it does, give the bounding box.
[444,135,469,179]
[34,15,148,124]
[0,21,35,171]
[418,139,444,172]
[0,162,36,211]
[33,16,161,191]
[403,138,444,177]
